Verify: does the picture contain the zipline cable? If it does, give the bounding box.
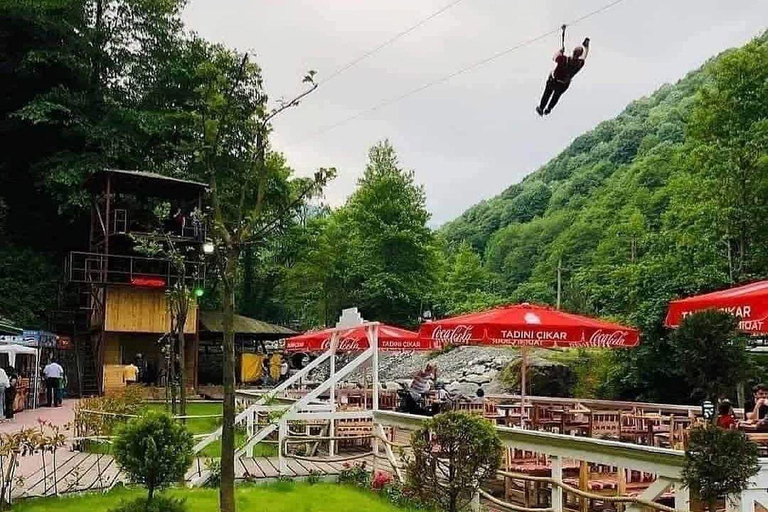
[316,0,467,87]
[284,0,630,147]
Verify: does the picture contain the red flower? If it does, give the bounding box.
[371,470,392,490]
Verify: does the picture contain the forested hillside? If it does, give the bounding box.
[435,32,768,401]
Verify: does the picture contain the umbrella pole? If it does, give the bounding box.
[520,347,528,428]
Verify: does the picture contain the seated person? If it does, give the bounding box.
[409,364,436,401]
[716,400,736,429]
[745,383,768,425]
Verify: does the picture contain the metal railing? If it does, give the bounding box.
[67,251,204,287]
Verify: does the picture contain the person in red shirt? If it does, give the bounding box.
[716,400,737,429]
[537,37,590,116]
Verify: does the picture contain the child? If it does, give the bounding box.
[716,400,736,429]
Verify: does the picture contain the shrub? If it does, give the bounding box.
[682,424,760,512]
[74,386,146,442]
[204,459,221,488]
[406,412,502,512]
[112,411,194,503]
[307,469,322,485]
[109,496,186,512]
[338,461,370,487]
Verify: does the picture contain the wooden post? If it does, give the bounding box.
[278,419,287,475]
[329,332,337,457]
[675,482,690,512]
[617,467,627,512]
[579,460,589,512]
[551,455,563,512]
[470,490,480,512]
[371,324,379,411]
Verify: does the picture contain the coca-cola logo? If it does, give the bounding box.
[320,337,364,351]
[430,325,473,345]
[584,330,630,347]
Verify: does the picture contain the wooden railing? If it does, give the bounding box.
[371,410,768,512]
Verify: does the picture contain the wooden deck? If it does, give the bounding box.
[12,448,400,500]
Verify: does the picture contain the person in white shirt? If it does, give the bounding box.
[43,359,64,407]
[0,367,9,419]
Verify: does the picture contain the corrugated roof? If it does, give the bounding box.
[199,311,295,336]
[0,316,22,335]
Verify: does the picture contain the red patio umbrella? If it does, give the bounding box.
[419,303,640,348]
[419,303,639,420]
[665,280,768,334]
[285,324,438,352]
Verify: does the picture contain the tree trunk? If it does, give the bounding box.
[176,291,189,419]
[219,250,239,512]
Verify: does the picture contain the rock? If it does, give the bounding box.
[466,364,487,375]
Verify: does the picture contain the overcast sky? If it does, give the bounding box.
[183,0,768,227]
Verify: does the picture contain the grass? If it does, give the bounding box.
[12,483,417,512]
[86,402,276,458]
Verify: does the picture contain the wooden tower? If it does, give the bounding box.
[68,169,206,394]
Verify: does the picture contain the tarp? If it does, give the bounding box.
[240,353,264,383]
[285,324,437,352]
[0,344,37,367]
[419,303,639,348]
[665,280,768,334]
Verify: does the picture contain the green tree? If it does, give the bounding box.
[406,412,502,512]
[682,424,759,512]
[113,411,193,503]
[672,310,749,402]
[192,49,332,512]
[687,37,768,280]
[344,140,436,325]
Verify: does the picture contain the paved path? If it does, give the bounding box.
[0,399,76,434]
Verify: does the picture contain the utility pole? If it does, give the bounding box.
[556,258,562,310]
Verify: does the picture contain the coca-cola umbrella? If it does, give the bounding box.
[665,280,768,335]
[419,303,640,420]
[285,324,438,353]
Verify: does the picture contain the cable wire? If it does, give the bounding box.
[316,0,467,87]
[286,0,630,147]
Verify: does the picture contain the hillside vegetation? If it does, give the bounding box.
[436,32,768,401]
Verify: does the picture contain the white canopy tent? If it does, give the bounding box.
[0,343,40,408]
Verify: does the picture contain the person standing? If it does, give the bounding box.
[5,367,17,419]
[43,359,64,407]
[0,367,9,419]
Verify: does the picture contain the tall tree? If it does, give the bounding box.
[344,141,436,325]
[686,37,768,280]
[193,49,332,512]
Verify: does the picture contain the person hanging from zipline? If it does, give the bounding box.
[537,25,590,116]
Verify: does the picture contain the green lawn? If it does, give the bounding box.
[87,402,276,458]
[13,483,416,512]
[145,402,276,458]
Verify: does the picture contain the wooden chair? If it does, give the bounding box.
[454,401,484,416]
[483,400,507,424]
[588,410,621,440]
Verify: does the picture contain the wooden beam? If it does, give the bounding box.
[625,478,672,512]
